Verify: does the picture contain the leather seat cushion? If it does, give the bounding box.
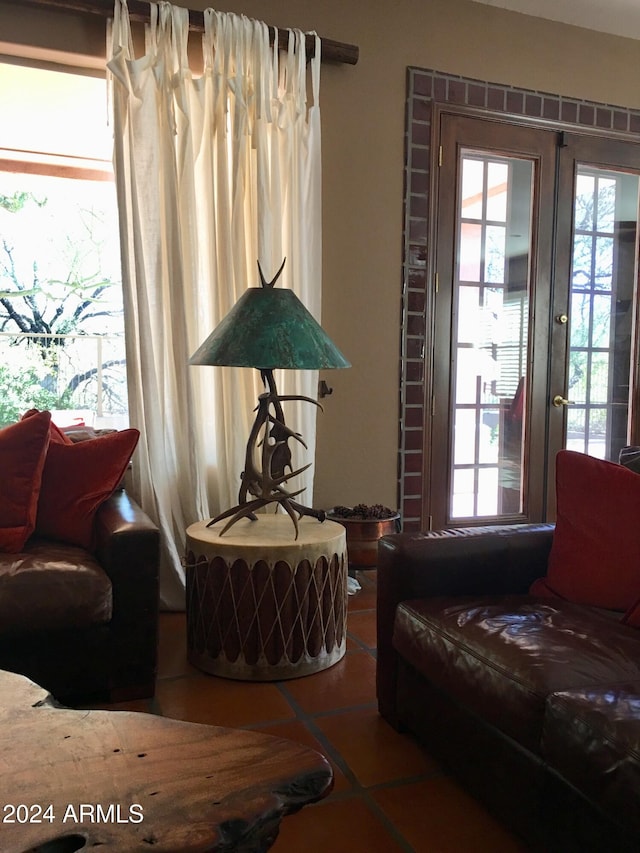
[0,538,112,633]
[542,683,640,834]
[393,595,640,753]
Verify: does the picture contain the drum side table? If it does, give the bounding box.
[185,515,348,680]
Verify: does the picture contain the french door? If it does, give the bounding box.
[429,112,640,528]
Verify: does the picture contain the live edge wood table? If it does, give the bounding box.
[0,669,332,853]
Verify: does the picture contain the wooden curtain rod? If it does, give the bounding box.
[18,0,360,65]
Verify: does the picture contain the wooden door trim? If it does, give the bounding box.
[428,111,558,529]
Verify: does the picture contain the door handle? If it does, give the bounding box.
[552,394,573,407]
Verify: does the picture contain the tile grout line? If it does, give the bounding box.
[274,683,429,853]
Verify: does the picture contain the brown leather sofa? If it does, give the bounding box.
[0,490,160,705]
[377,524,640,852]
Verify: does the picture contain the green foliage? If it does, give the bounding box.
[0,363,72,427]
[0,191,45,214]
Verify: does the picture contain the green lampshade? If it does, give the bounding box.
[189,286,350,370]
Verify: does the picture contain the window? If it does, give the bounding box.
[567,167,640,459]
[451,153,532,518]
[0,60,126,429]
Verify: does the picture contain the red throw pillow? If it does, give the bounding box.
[36,428,140,550]
[530,450,640,612]
[0,411,52,552]
[529,577,565,600]
[622,597,640,628]
[21,408,73,445]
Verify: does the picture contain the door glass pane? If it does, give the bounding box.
[454,409,477,464]
[595,236,614,288]
[450,153,534,520]
[457,285,481,343]
[575,174,595,229]
[461,158,484,220]
[452,468,475,517]
[486,162,508,221]
[455,347,481,404]
[565,166,640,461]
[459,222,482,280]
[485,225,506,283]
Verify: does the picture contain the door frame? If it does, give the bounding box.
[430,109,558,530]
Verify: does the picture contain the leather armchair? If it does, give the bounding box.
[0,490,160,704]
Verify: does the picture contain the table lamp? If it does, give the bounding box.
[189,259,350,538]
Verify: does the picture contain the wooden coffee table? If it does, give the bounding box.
[0,670,332,852]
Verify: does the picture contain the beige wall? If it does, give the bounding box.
[3,0,640,511]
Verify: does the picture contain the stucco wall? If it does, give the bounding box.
[2,0,640,512]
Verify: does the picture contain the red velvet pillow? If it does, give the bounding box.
[622,598,640,628]
[0,411,52,552]
[530,450,640,612]
[36,428,140,550]
[21,408,73,445]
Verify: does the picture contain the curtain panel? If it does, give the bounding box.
[108,0,322,608]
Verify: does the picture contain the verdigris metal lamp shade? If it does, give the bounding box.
[190,259,350,538]
[189,286,350,370]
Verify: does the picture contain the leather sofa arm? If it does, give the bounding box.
[378,523,555,599]
[376,523,554,725]
[93,491,160,698]
[94,491,160,606]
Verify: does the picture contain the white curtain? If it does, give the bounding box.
[107,1,322,609]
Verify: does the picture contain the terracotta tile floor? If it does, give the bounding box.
[96,571,527,852]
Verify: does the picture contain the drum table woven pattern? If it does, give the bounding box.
[185,516,348,680]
